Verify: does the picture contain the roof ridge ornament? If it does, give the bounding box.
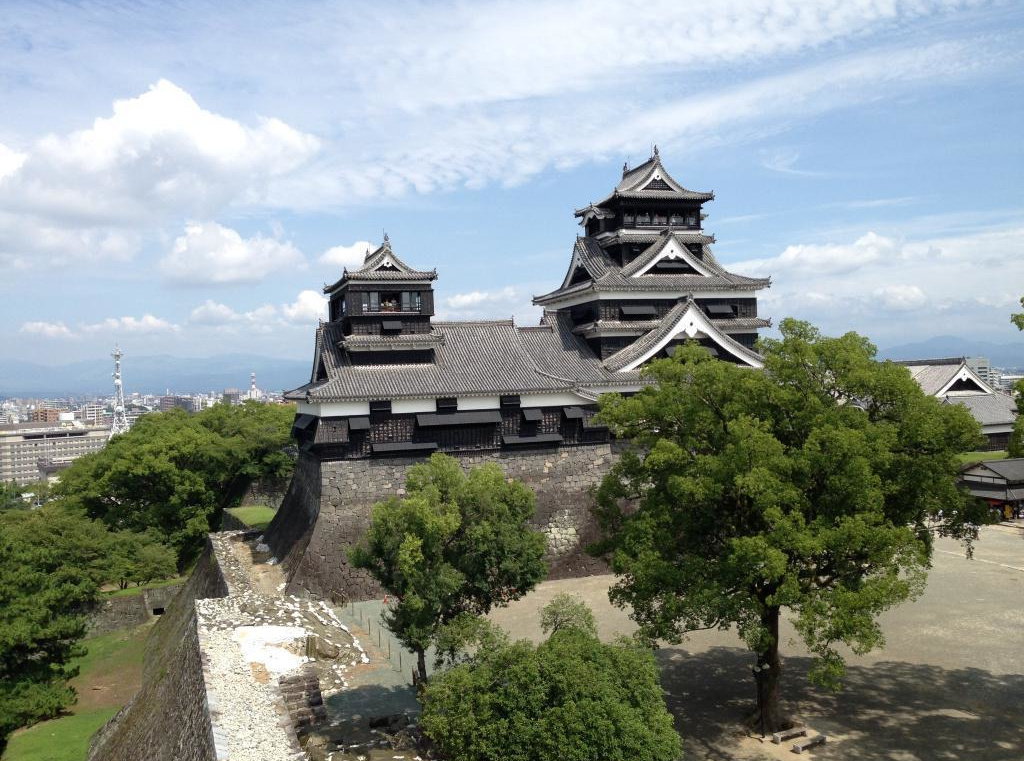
[653,144,659,159]
[622,160,629,176]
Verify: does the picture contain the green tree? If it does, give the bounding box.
[53,402,295,562]
[592,320,985,734]
[107,530,178,589]
[0,481,24,511]
[420,598,682,761]
[350,453,547,683]
[1009,297,1024,456]
[0,508,110,749]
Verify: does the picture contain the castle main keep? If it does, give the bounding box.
[265,150,771,599]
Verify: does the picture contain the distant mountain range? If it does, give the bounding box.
[2,335,1022,397]
[0,354,311,397]
[878,335,1024,370]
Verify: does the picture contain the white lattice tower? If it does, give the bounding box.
[110,347,130,438]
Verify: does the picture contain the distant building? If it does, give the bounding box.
[966,356,992,385]
[159,395,194,413]
[30,408,61,423]
[896,357,1017,450]
[222,388,242,406]
[0,421,109,485]
[959,459,1024,520]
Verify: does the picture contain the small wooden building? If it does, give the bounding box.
[959,459,1024,520]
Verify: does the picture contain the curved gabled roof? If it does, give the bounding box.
[324,237,437,293]
[601,298,764,372]
[575,148,713,216]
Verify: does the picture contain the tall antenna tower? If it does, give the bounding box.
[110,347,130,439]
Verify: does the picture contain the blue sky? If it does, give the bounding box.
[1,0,1022,365]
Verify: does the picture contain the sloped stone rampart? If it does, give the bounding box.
[265,444,621,601]
[88,531,366,761]
[87,540,228,761]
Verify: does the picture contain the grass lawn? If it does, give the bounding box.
[226,504,277,531]
[103,575,185,598]
[2,626,150,761]
[957,450,1008,464]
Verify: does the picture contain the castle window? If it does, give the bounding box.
[623,213,635,225]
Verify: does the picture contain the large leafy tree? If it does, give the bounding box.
[350,453,547,683]
[1009,297,1024,457]
[592,320,985,734]
[420,597,682,761]
[0,508,109,749]
[54,402,294,561]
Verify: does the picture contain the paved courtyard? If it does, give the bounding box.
[489,524,1024,760]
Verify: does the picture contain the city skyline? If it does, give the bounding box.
[2,0,1023,365]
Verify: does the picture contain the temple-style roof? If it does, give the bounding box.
[945,392,1017,426]
[572,316,772,338]
[601,298,764,372]
[324,237,437,294]
[575,147,713,216]
[537,235,770,305]
[894,358,993,396]
[286,313,649,403]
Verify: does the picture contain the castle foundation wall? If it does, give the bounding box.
[265,444,620,601]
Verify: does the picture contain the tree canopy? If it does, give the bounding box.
[0,508,107,749]
[1009,296,1024,457]
[592,320,986,733]
[53,401,294,561]
[419,597,682,761]
[350,453,548,682]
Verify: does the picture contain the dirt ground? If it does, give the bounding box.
[489,524,1024,760]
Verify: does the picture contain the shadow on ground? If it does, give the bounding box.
[324,682,419,744]
[657,647,1024,761]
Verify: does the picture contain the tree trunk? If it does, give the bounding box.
[415,647,428,686]
[753,606,784,735]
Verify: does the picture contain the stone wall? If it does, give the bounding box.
[265,444,620,601]
[87,584,184,637]
[87,542,227,761]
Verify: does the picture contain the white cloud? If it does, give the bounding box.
[81,314,180,334]
[0,144,26,181]
[445,287,518,311]
[189,300,240,326]
[0,80,318,267]
[4,80,319,224]
[20,321,73,338]
[186,291,326,329]
[759,148,823,176]
[739,224,1024,344]
[160,221,305,285]
[281,290,327,324]
[21,314,179,339]
[873,284,928,311]
[319,241,373,269]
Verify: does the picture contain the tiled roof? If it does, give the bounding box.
[573,316,770,337]
[602,299,763,372]
[970,458,1024,483]
[518,312,643,387]
[324,239,437,293]
[576,151,713,214]
[539,231,770,305]
[340,333,445,351]
[596,229,714,247]
[287,311,652,403]
[898,359,991,396]
[944,392,1018,426]
[291,320,578,402]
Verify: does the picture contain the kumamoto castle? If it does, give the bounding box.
[264,149,772,598]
